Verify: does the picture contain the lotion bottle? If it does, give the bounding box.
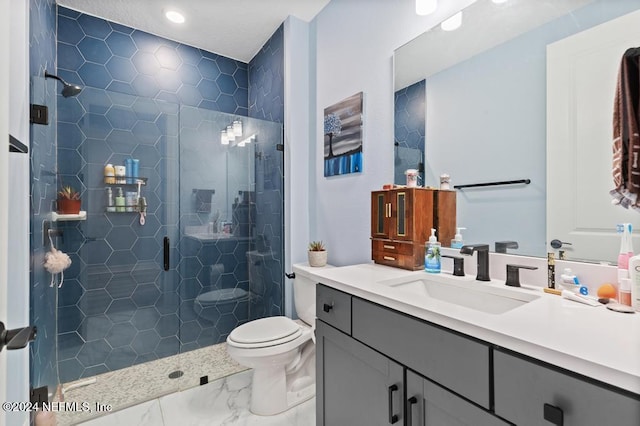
[629,254,640,311]
[425,228,441,273]
[450,227,466,249]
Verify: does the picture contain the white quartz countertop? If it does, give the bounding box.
[294,262,640,395]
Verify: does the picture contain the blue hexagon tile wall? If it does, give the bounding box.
[394,79,425,152]
[57,6,248,115]
[53,7,285,383]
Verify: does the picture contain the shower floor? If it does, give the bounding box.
[54,342,247,425]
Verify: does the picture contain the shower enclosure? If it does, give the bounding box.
[45,86,283,398]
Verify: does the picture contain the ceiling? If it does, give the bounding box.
[56,0,331,63]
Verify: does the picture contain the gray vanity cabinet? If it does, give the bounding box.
[493,350,640,426]
[406,370,510,426]
[316,320,405,426]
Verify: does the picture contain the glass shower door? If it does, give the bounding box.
[55,87,181,402]
[177,106,284,376]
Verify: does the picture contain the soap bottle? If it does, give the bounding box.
[106,187,115,212]
[629,254,640,311]
[425,228,441,273]
[450,227,466,249]
[115,187,125,212]
[104,163,115,184]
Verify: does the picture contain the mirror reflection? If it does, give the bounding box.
[394,0,640,263]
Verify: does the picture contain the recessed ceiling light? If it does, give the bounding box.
[165,9,185,24]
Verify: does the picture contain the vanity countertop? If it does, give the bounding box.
[295,262,640,395]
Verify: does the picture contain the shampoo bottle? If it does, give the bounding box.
[450,227,466,249]
[115,187,125,212]
[629,254,640,311]
[425,228,441,273]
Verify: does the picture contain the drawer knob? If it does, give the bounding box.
[323,303,333,313]
[543,403,564,426]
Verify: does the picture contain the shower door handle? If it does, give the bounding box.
[163,237,170,271]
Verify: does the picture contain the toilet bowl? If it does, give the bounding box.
[226,263,333,416]
[194,287,250,322]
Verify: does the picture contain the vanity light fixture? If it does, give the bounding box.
[441,11,462,31]
[415,0,437,16]
[220,120,243,145]
[165,9,185,24]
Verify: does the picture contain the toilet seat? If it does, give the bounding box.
[227,317,303,349]
[196,288,248,305]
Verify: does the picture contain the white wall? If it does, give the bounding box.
[284,16,311,316]
[0,0,10,422]
[7,0,30,425]
[311,0,471,266]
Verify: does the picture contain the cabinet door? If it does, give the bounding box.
[494,350,640,426]
[406,371,510,426]
[390,189,414,241]
[371,191,391,239]
[316,321,404,426]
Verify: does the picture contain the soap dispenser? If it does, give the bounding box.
[115,187,125,212]
[425,228,441,273]
[450,227,466,249]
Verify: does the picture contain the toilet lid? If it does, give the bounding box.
[197,288,248,304]
[228,316,301,346]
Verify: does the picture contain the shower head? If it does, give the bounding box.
[44,71,82,98]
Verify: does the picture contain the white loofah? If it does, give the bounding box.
[44,246,71,288]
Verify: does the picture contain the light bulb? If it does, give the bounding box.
[233,120,242,137]
[226,126,235,141]
[441,11,462,31]
[416,0,437,16]
[221,130,229,145]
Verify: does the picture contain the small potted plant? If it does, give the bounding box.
[57,185,81,214]
[308,240,327,267]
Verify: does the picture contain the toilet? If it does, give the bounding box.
[226,263,332,416]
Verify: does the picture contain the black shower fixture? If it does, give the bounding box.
[44,71,82,98]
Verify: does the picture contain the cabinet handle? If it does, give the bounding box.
[543,403,564,426]
[383,256,396,261]
[386,203,392,218]
[383,244,395,250]
[388,384,399,424]
[406,396,418,426]
[323,303,333,313]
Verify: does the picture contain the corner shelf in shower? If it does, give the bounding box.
[52,210,87,222]
[103,177,148,185]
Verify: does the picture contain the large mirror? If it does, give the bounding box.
[394,0,640,263]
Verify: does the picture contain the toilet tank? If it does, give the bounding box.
[293,264,334,325]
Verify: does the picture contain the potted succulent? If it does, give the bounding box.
[308,241,327,267]
[57,185,81,214]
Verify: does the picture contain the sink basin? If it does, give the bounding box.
[381,276,540,315]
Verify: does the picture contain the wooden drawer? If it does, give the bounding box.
[372,239,423,270]
[316,284,352,335]
[494,350,640,425]
[352,298,490,409]
[372,239,415,255]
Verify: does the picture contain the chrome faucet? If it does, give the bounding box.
[460,244,490,281]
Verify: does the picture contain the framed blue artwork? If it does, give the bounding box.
[324,92,363,177]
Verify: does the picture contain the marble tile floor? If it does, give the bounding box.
[55,343,248,425]
[79,370,316,426]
